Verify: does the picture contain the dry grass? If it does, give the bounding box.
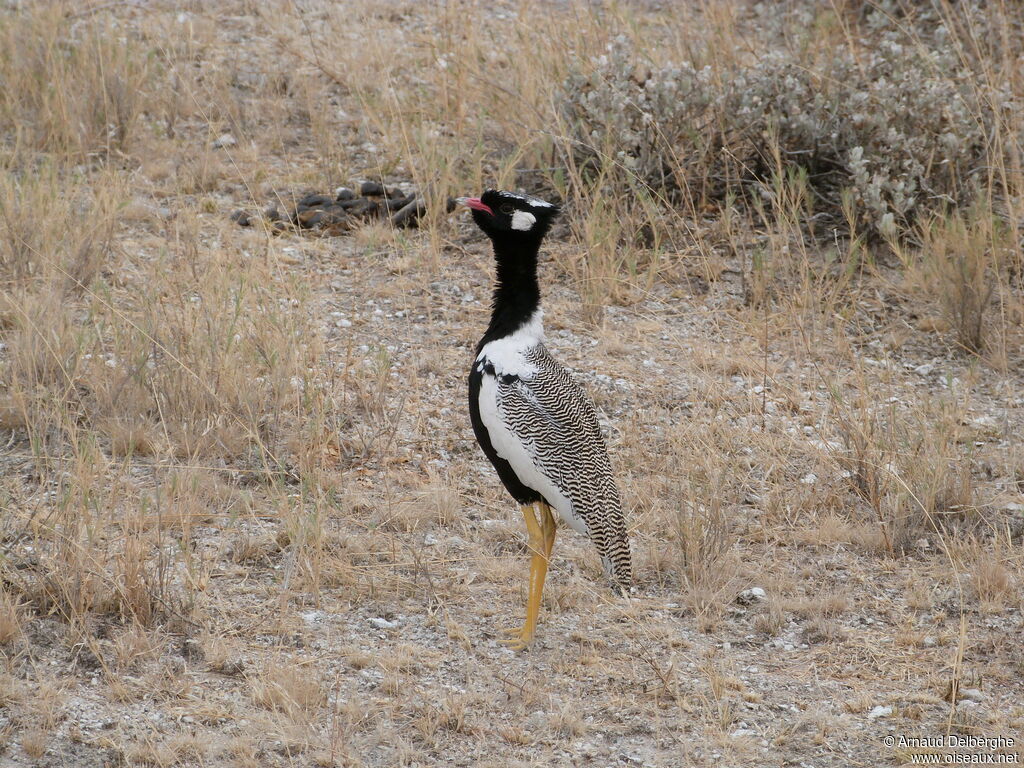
[0,1,1021,766]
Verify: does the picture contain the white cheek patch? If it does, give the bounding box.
[510,209,536,231]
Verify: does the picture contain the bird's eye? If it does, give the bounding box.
[499,203,514,215]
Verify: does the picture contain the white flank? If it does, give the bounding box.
[476,309,544,377]
[477,372,588,535]
[510,210,536,231]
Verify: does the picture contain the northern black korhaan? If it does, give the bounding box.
[457,190,631,649]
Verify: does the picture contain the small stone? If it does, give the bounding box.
[212,133,237,149]
[969,415,1001,438]
[359,181,386,197]
[867,705,892,720]
[737,587,767,605]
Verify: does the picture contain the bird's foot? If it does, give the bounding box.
[498,625,533,651]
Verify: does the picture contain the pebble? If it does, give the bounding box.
[737,587,767,604]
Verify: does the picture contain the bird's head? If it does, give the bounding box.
[456,189,560,245]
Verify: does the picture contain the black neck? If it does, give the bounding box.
[477,238,541,351]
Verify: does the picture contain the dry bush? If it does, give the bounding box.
[0,165,121,290]
[914,206,1013,354]
[830,392,978,554]
[0,587,24,647]
[2,479,185,628]
[249,660,326,725]
[646,418,741,624]
[0,4,151,159]
[557,3,1022,241]
[1,196,336,468]
[673,493,733,617]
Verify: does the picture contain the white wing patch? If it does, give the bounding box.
[477,372,586,535]
[510,210,536,231]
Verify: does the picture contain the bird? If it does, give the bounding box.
[457,189,631,649]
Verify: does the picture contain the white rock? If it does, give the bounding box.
[971,415,999,430]
[737,587,767,605]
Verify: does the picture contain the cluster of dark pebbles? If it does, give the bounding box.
[231,181,456,235]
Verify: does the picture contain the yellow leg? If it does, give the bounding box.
[538,502,556,559]
[502,502,557,650]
